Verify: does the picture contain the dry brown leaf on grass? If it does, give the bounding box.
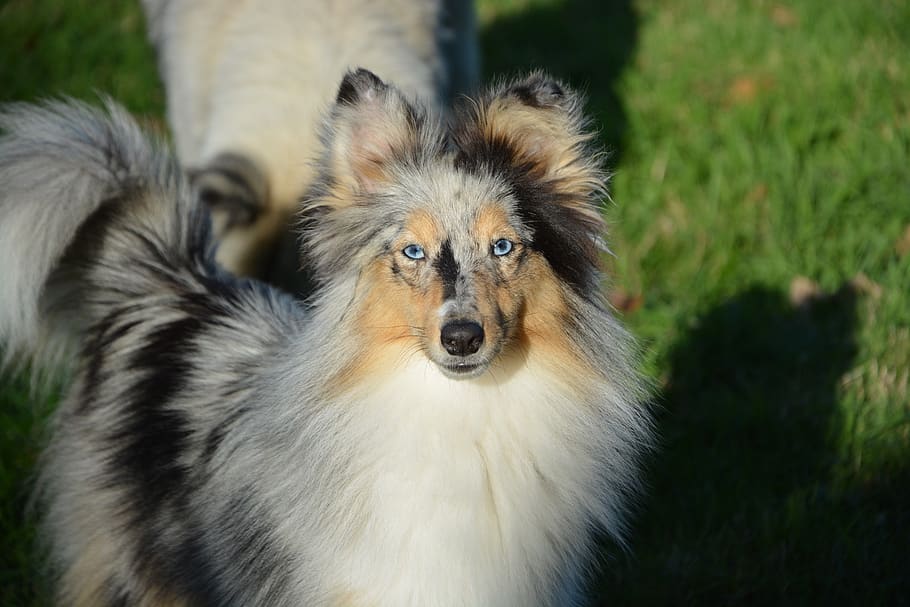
[789,273,883,310]
[608,288,644,315]
[745,183,769,204]
[847,272,883,300]
[771,5,799,28]
[894,224,910,257]
[726,76,775,106]
[789,275,823,308]
[728,77,759,104]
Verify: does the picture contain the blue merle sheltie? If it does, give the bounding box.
[0,70,652,606]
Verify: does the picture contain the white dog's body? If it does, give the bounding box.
[143,0,479,291]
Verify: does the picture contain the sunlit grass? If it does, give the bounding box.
[2,0,908,604]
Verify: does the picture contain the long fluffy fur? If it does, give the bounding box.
[0,73,651,606]
[141,0,480,294]
[0,98,184,370]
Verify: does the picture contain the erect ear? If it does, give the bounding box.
[455,72,606,204]
[454,73,608,294]
[302,69,432,281]
[320,68,426,200]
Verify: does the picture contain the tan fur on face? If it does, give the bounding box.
[402,209,442,252]
[323,259,422,394]
[513,256,595,383]
[353,210,448,366]
[332,202,593,386]
[327,209,448,390]
[479,208,595,386]
[473,203,518,245]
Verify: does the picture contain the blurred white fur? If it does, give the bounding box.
[142,0,479,292]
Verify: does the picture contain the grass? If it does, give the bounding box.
[2,0,909,604]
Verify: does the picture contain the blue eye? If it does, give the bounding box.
[492,239,513,257]
[402,244,425,260]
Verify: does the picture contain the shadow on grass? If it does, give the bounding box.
[480,0,638,165]
[595,286,910,605]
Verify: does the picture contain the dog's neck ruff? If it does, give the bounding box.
[282,354,615,606]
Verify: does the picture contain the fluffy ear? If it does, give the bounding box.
[454,73,608,294]
[455,72,606,203]
[302,69,433,281]
[320,68,426,200]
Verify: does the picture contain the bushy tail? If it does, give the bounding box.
[0,98,207,373]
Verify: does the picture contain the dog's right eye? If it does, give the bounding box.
[492,239,514,257]
[402,244,425,260]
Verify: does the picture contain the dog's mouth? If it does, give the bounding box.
[439,360,487,379]
[448,360,479,371]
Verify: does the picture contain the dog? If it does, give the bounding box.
[141,0,479,295]
[0,70,651,606]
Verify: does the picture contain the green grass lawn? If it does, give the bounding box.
[2,0,909,604]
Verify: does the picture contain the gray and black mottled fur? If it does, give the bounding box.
[0,72,651,606]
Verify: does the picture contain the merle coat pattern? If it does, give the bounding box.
[0,71,651,606]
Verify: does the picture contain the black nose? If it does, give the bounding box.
[440,321,484,356]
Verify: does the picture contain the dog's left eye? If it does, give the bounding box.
[492,239,513,257]
[402,244,425,260]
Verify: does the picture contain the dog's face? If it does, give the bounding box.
[368,171,533,378]
[305,69,607,380]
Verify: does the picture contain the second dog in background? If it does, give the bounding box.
[142,0,479,294]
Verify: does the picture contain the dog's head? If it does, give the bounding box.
[304,69,607,380]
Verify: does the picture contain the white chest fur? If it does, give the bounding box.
[304,358,605,607]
